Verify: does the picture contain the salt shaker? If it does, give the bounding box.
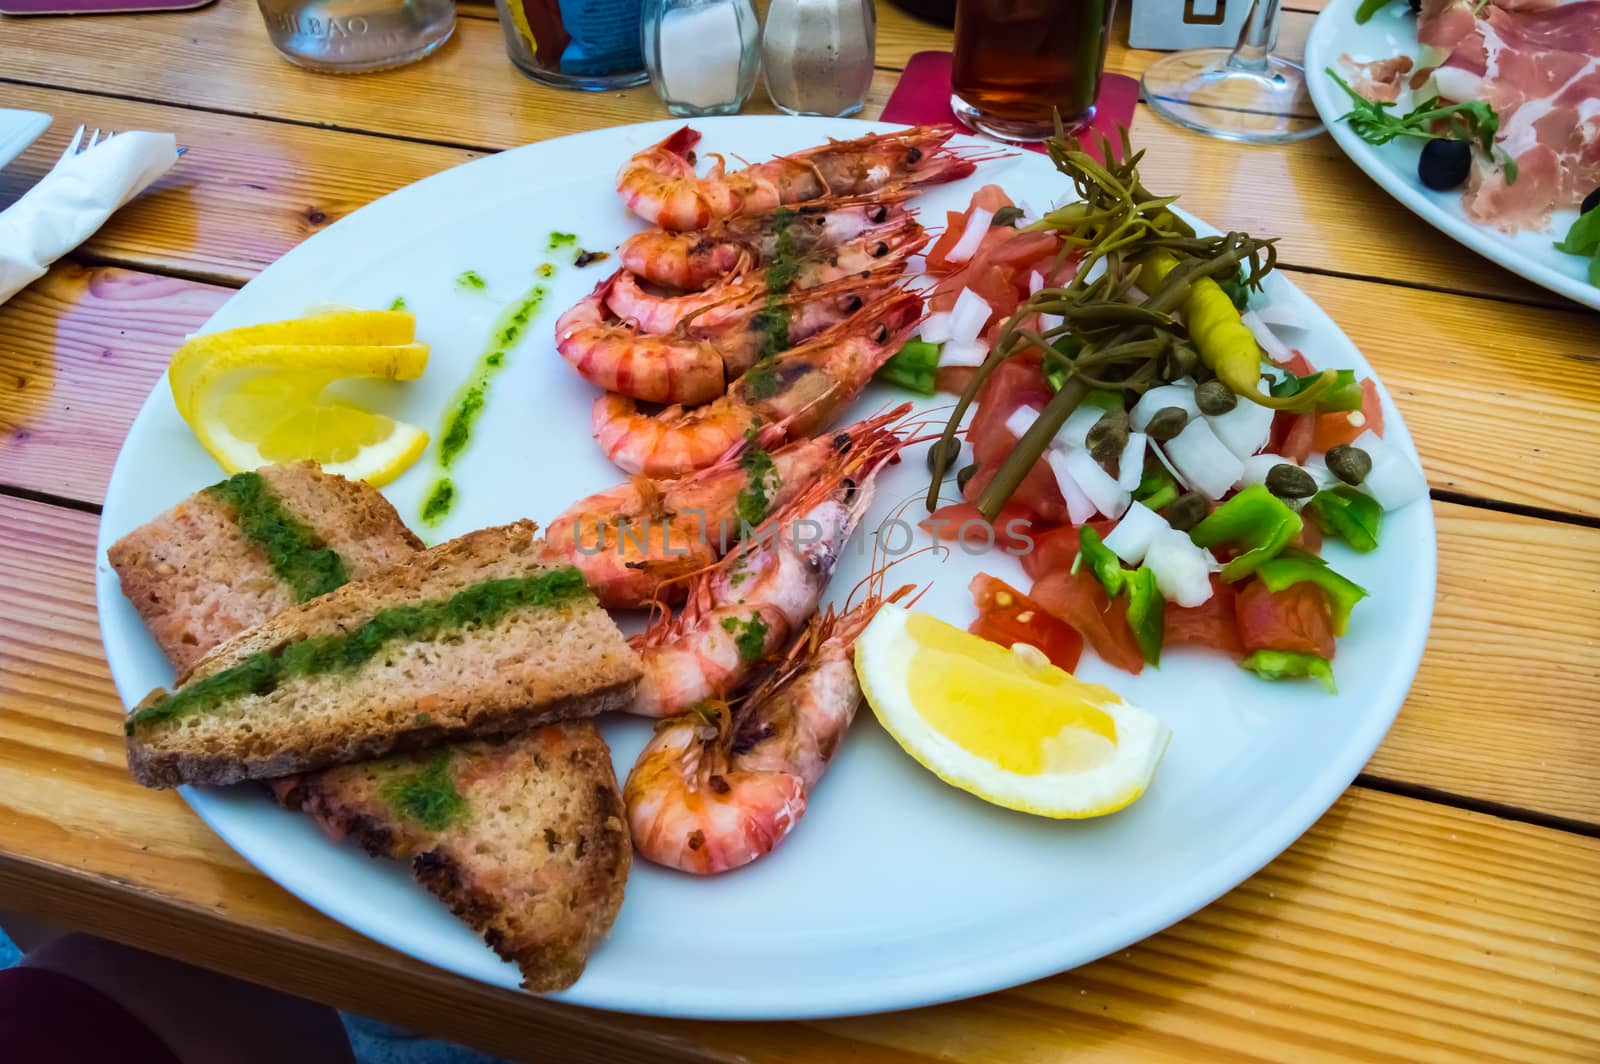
[761,0,876,117]
[641,0,761,117]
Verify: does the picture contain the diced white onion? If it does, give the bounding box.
[1059,397,1119,449]
[1116,432,1148,492]
[920,310,954,344]
[1240,309,1295,365]
[1150,439,1192,492]
[1004,405,1041,442]
[938,338,989,368]
[1205,392,1275,460]
[1103,501,1168,565]
[1164,419,1245,501]
[1251,299,1309,335]
[1130,383,1200,433]
[1065,447,1131,519]
[1029,271,1045,294]
[1045,450,1098,525]
[1040,311,1065,331]
[943,208,993,265]
[1301,453,1339,490]
[1350,430,1427,510]
[1016,198,1040,225]
[948,288,993,345]
[1143,528,1216,608]
[1235,452,1296,490]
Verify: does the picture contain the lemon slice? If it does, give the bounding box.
[855,605,1172,818]
[172,313,431,485]
[169,310,416,421]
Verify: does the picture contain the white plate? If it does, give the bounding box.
[1306,0,1597,311]
[0,109,50,171]
[95,116,1436,1020]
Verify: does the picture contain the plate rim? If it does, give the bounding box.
[93,114,1439,1019]
[1304,0,1599,312]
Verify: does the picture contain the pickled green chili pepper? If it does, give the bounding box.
[1188,484,1303,582]
[878,340,941,396]
[1134,464,1179,512]
[1306,486,1382,552]
[1240,650,1337,693]
[1255,553,1368,636]
[1138,251,1337,411]
[1123,566,1165,666]
[1075,528,1163,665]
[1271,368,1363,412]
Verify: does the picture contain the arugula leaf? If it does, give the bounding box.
[1325,69,1517,183]
[1555,209,1600,290]
[1355,0,1400,22]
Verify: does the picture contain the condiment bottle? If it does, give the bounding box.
[641,0,761,116]
[760,0,876,117]
[495,0,648,89]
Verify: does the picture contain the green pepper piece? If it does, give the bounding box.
[877,340,941,396]
[1189,484,1303,582]
[1240,650,1337,693]
[1255,555,1368,637]
[1124,566,1165,666]
[1075,526,1126,596]
[1307,486,1382,552]
[1354,0,1395,23]
[1270,368,1362,412]
[1133,464,1179,512]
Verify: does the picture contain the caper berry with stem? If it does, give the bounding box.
[1145,406,1189,442]
[1325,444,1372,486]
[1195,379,1238,415]
[1265,463,1318,499]
[1086,409,1130,466]
[927,436,963,476]
[956,463,978,493]
[1165,491,1209,531]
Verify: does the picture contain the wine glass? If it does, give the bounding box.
[1140,0,1324,143]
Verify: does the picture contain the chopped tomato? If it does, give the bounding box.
[969,229,1061,276]
[935,365,977,395]
[1274,349,1315,377]
[962,462,1068,526]
[968,360,1050,467]
[924,186,1015,273]
[1029,569,1145,675]
[969,574,1083,673]
[921,502,1038,554]
[1274,413,1317,464]
[1235,580,1335,660]
[1312,378,1383,452]
[1289,516,1323,555]
[1017,520,1115,581]
[1163,578,1242,656]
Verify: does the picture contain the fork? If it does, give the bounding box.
[51,125,187,172]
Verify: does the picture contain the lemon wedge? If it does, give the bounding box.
[169,311,430,486]
[855,605,1171,818]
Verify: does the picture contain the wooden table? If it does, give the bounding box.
[2,1,1597,1059]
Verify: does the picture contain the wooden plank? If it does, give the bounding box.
[1,492,1595,1060]
[0,5,1567,305]
[0,265,228,503]
[4,260,1592,520]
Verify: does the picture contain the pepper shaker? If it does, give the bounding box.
[641,0,762,117]
[761,0,877,117]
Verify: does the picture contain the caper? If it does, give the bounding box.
[1165,491,1209,531]
[990,205,1024,228]
[1195,379,1238,415]
[1145,406,1189,442]
[1265,463,1318,499]
[927,436,962,476]
[1325,444,1372,486]
[956,463,977,493]
[1086,410,1130,466]
[1164,345,1199,381]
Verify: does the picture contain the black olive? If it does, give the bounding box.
[1418,138,1472,191]
[1583,187,1600,216]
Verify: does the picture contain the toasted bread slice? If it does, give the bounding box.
[272,721,629,991]
[108,461,423,678]
[126,520,642,788]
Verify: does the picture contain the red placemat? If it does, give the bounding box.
[881,51,1139,161]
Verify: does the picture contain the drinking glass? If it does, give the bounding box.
[950,0,1116,143]
[1140,0,1324,143]
[257,0,455,73]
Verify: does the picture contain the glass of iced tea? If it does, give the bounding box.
[951,0,1115,143]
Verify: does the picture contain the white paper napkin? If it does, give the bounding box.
[0,131,179,305]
